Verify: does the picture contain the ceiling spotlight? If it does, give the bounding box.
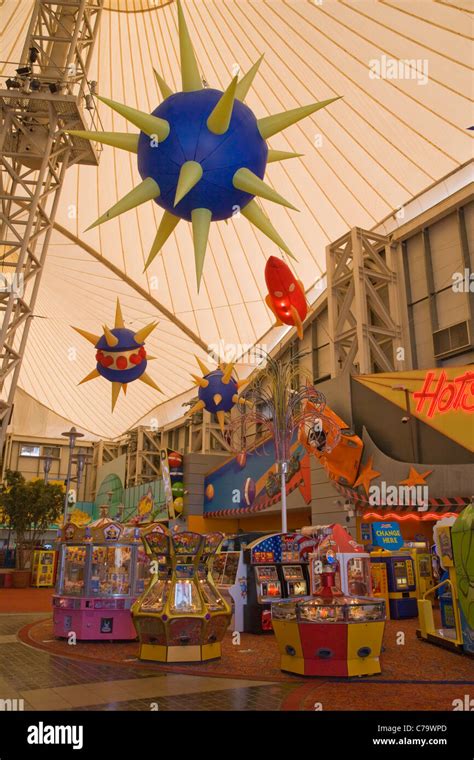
[16,65,31,77]
[29,47,40,64]
[30,78,41,91]
[48,82,59,94]
[84,93,94,110]
[5,78,21,90]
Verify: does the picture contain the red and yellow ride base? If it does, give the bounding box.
[272,619,385,677]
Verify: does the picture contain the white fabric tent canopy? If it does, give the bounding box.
[2,0,472,438]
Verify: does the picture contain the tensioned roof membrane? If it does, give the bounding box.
[2,0,472,439]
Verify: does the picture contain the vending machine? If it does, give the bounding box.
[404,541,435,598]
[371,551,417,618]
[31,549,56,587]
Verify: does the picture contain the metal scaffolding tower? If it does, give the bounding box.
[0,0,104,454]
[326,227,412,376]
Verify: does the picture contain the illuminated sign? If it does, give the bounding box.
[412,370,474,418]
[371,521,404,550]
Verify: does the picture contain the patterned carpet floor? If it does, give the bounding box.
[19,616,474,688]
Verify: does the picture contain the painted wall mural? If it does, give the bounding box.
[203,435,311,517]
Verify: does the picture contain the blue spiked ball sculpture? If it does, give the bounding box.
[68,0,340,290]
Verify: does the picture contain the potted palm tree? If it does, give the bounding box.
[0,470,63,586]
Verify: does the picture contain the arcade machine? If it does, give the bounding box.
[31,548,56,587]
[53,512,165,640]
[212,533,263,633]
[243,533,312,634]
[132,530,231,662]
[272,538,386,677]
[370,551,417,618]
[303,524,372,598]
[404,539,435,598]
[417,509,473,654]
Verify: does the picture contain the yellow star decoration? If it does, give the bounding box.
[353,456,381,496]
[399,467,433,488]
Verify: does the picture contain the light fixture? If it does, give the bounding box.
[5,78,21,89]
[30,78,41,91]
[29,46,39,64]
[16,66,31,77]
[48,82,59,94]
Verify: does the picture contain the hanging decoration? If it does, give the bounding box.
[264,256,308,338]
[73,299,161,411]
[67,0,340,290]
[185,356,249,432]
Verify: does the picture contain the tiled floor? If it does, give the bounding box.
[0,614,298,711]
[1,613,473,712]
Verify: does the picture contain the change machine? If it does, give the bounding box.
[370,521,417,619]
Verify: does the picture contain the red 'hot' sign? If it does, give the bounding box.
[412,370,474,418]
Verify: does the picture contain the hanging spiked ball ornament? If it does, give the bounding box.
[67,0,340,291]
[185,357,250,432]
[73,299,162,411]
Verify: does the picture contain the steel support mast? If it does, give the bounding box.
[0,0,104,455]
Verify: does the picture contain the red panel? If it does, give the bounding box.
[298,622,348,677]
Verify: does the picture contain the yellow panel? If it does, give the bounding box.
[139,644,167,662]
[201,642,221,660]
[272,620,304,657]
[417,599,435,637]
[280,654,306,675]
[347,622,385,677]
[166,645,202,662]
[354,369,473,451]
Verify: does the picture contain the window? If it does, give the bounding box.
[43,446,60,458]
[19,444,40,458]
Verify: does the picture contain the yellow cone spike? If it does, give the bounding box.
[191,374,209,388]
[144,212,180,270]
[103,324,119,347]
[139,371,162,393]
[207,76,238,135]
[114,299,124,329]
[267,149,303,163]
[111,382,121,412]
[237,378,250,389]
[258,97,341,139]
[186,399,206,416]
[290,305,304,339]
[216,410,226,432]
[235,55,264,102]
[134,321,158,344]
[191,208,212,291]
[232,393,238,403]
[176,0,203,92]
[213,393,222,405]
[96,95,170,141]
[86,177,161,231]
[195,355,211,375]
[78,368,100,385]
[122,383,128,395]
[241,200,296,259]
[233,168,298,211]
[221,362,235,384]
[66,131,139,154]
[153,69,174,100]
[72,327,100,346]
[174,161,203,206]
